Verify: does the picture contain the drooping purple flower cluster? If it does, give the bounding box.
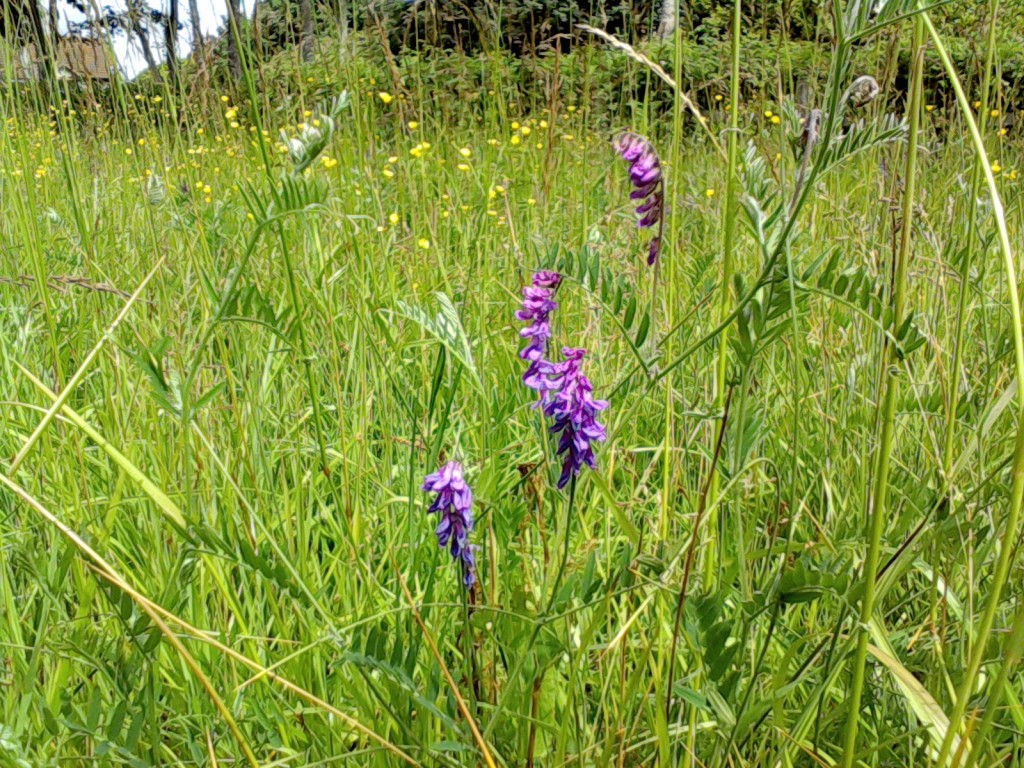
[516,271,562,401]
[422,461,477,588]
[613,132,665,266]
[543,348,608,488]
[515,272,608,487]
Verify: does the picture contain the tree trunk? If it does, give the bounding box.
[225,0,242,81]
[299,0,314,62]
[47,0,58,50]
[187,0,205,88]
[164,0,178,85]
[187,0,201,49]
[656,0,676,39]
[25,0,53,82]
[136,24,161,78]
[125,0,161,80]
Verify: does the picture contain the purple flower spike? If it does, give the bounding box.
[542,348,608,488]
[422,461,477,588]
[613,132,665,266]
[516,271,562,402]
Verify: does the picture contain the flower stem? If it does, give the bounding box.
[705,0,743,587]
[942,0,999,484]
[921,5,1024,763]
[545,474,577,615]
[839,14,925,767]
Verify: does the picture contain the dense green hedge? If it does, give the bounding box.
[162,0,1024,121]
[258,25,1024,134]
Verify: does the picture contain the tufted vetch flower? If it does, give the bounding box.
[613,132,665,266]
[422,461,477,588]
[542,347,608,488]
[516,271,562,401]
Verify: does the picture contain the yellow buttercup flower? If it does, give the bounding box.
[459,147,472,158]
[511,135,521,145]
[378,92,393,104]
[389,212,400,225]
[457,163,471,172]
[706,188,715,198]
[770,115,781,125]
[417,237,430,250]
[992,161,1002,174]
[407,120,419,130]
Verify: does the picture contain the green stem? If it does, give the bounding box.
[942,0,999,481]
[545,474,577,615]
[961,599,1024,768]
[276,225,333,479]
[839,14,925,767]
[705,0,743,586]
[921,6,1024,763]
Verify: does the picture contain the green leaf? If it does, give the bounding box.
[867,628,962,764]
[394,292,482,391]
[634,312,650,348]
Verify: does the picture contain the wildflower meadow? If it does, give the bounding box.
[1,0,1024,765]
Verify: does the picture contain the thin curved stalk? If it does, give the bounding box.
[705,0,743,587]
[961,600,1024,768]
[942,0,999,482]
[839,14,925,767]
[921,6,1024,764]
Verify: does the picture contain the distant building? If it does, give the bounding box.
[3,37,115,82]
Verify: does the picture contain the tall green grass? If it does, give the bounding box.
[1,2,1023,765]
